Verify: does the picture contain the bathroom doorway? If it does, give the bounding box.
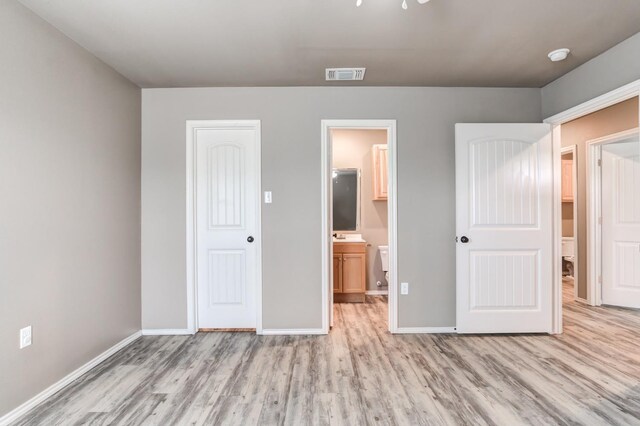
[560,145,578,301]
[321,120,397,333]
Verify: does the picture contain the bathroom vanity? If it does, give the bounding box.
[332,169,367,302]
[333,236,366,303]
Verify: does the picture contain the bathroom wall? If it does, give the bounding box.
[561,204,574,237]
[561,97,639,299]
[332,129,388,292]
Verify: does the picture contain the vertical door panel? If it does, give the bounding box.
[456,124,553,333]
[602,140,640,308]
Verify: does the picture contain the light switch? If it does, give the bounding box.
[264,191,272,203]
[20,326,32,349]
[401,282,409,295]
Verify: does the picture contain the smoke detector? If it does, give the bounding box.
[548,48,570,62]
[326,68,366,81]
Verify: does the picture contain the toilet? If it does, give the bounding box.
[562,237,575,278]
[378,245,389,283]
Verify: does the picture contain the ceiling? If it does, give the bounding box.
[18,0,640,88]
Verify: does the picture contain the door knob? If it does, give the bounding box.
[247,236,254,243]
[460,236,469,243]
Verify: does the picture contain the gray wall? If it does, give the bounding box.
[542,32,640,118]
[142,86,541,330]
[0,1,141,417]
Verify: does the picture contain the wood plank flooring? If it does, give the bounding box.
[12,284,640,425]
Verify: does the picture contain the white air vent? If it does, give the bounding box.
[326,68,366,81]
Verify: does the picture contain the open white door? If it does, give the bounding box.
[601,140,640,308]
[456,124,553,334]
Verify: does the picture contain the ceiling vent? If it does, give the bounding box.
[326,68,366,81]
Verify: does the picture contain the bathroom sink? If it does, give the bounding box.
[333,234,366,243]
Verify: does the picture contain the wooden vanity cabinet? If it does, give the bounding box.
[372,144,388,201]
[333,253,343,293]
[333,242,366,303]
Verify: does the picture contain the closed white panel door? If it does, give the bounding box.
[456,124,553,333]
[602,140,640,308]
[196,128,258,328]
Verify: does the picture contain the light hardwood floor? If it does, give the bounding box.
[12,284,640,425]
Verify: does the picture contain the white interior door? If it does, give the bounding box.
[602,140,640,308]
[196,127,259,329]
[456,123,553,333]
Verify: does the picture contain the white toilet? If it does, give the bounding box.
[378,245,389,283]
[562,237,575,277]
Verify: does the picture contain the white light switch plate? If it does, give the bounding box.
[20,326,32,349]
[264,191,272,203]
[401,282,409,295]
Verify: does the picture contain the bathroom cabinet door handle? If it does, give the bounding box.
[460,236,469,243]
[247,236,254,243]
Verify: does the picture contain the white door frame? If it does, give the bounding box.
[560,144,579,300]
[586,128,640,306]
[544,79,640,334]
[186,120,263,335]
[321,120,398,333]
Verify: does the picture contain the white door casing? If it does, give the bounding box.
[321,120,398,334]
[456,123,553,334]
[194,125,259,329]
[601,140,640,308]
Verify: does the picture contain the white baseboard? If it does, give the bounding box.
[0,331,142,426]
[365,290,389,295]
[394,326,457,334]
[260,328,326,336]
[141,329,195,336]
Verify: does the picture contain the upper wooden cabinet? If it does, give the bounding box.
[372,144,388,201]
[561,158,574,202]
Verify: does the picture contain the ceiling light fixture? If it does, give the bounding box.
[357,0,430,9]
[548,48,571,62]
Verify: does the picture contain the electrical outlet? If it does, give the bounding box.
[264,191,272,204]
[401,282,409,295]
[20,326,32,349]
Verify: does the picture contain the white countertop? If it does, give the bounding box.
[332,233,366,243]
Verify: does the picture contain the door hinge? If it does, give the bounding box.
[598,275,602,284]
[598,217,602,225]
[597,159,602,167]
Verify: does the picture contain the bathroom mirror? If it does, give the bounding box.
[332,168,360,231]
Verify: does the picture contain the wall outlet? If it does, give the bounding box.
[20,326,32,349]
[401,282,409,295]
[264,191,272,204]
